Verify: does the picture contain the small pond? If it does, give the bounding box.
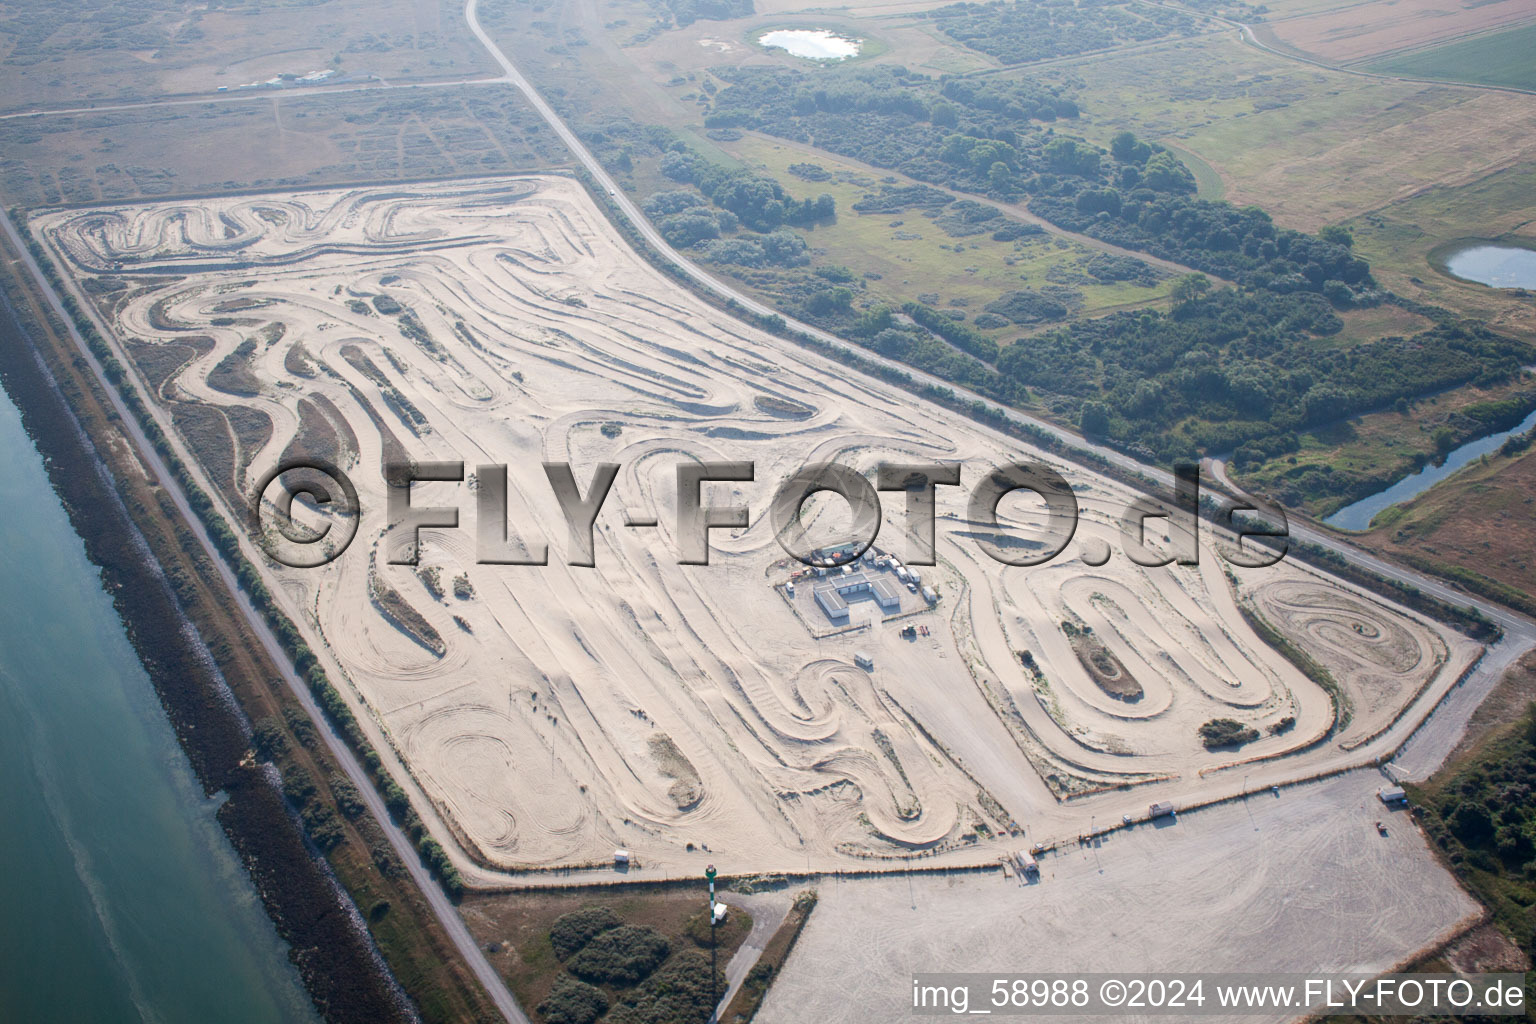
[758,29,862,61]
[1442,243,1536,290]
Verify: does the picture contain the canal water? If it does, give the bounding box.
[1324,406,1536,531]
[0,384,317,1023]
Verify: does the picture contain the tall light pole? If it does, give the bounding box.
[706,863,718,1023]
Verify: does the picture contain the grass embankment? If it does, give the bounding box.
[1356,436,1536,622]
[2,223,499,1023]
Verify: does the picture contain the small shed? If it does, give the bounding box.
[854,651,874,670]
[712,902,729,924]
[1149,801,1176,819]
[613,849,631,865]
[1016,850,1038,874]
[1378,786,1407,804]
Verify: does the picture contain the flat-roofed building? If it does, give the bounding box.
[812,571,901,623]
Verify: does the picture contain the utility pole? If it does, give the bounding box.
[706,863,718,1023]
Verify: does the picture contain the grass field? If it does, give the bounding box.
[1033,34,1536,230]
[462,887,753,1022]
[1348,163,1536,338]
[623,0,995,78]
[1356,439,1536,610]
[1365,22,1536,92]
[718,134,1173,316]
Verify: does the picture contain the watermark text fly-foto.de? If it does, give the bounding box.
[251,458,1288,570]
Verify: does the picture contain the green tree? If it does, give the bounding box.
[1169,272,1210,309]
[1080,401,1111,437]
[1110,130,1152,164]
[1318,224,1353,248]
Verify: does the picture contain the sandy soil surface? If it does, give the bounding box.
[31,175,1478,879]
[757,771,1480,1024]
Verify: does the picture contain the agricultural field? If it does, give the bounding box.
[1031,34,1536,231]
[1257,0,1536,66]
[31,177,1479,882]
[1363,21,1536,92]
[0,0,495,113]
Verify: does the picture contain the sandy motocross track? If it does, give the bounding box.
[33,176,1479,877]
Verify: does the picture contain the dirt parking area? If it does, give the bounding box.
[759,771,1479,1023]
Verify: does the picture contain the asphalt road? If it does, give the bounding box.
[714,890,793,1019]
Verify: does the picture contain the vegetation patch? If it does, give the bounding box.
[925,0,1195,66]
[368,556,447,657]
[207,337,263,397]
[1198,717,1258,749]
[753,393,814,419]
[1410,688,1536,974]
[1063,622,1142,701]
[566,925,671,986]
[649,734,704,810]
[465,888,753,1024]
[551,906,624,960]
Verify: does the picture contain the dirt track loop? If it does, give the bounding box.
[32,178,1483,883]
